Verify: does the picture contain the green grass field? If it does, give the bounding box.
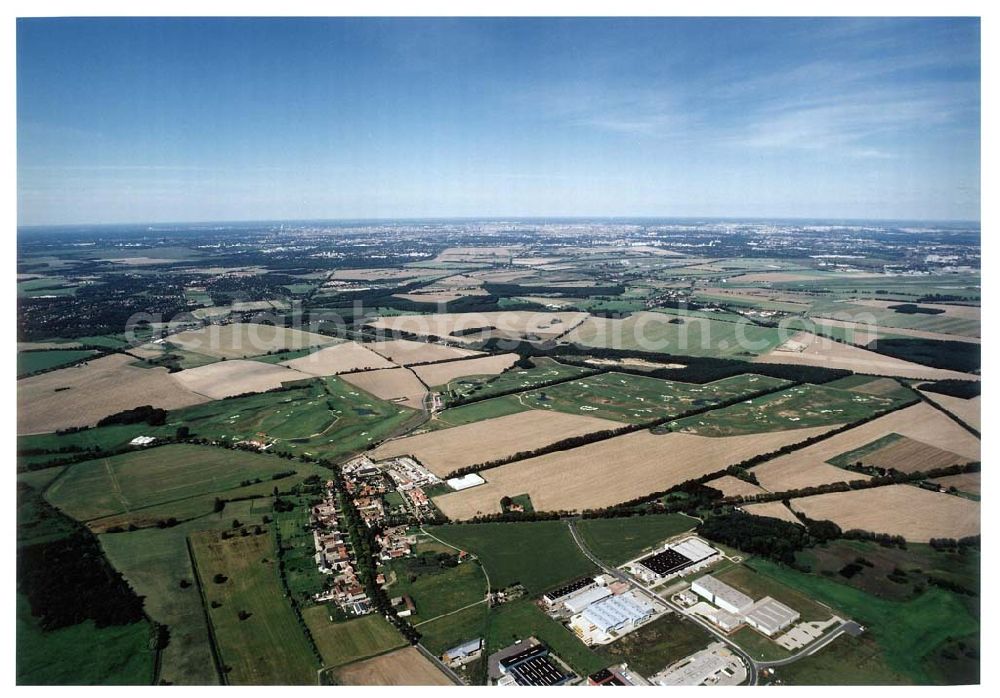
[516,372,788,424]
[741,557,979,684]
[443,357,595,404]
[430,394,529,428]
[774,633,911,685]
[597,612,713,677]
[715,564,835,621]
[414,602,490,656]
[45,444,307,521]
[486,599,607,677]
[18,348,98,375]
[387,557,487,624]
[273,488,330,604]
[427,521,597,594]
[568,312,785,358]
[99,499,272,685]
[576,514,698,566]
[172,376,420,461]
[304,609,406,668]
[190,530,318,685]
[670,383,901,436]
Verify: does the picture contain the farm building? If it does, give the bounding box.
[442,638,483,665]
[743,597,800,636]
[446,473,486,490]
[690,576,754,615]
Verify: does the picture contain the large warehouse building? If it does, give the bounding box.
[690,576,754,615]
[743,597,800,636]
[633,537,720,583]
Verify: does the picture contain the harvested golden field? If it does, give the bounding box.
[372,409,618,476]
[340,368,427,409]
[742,502,802,526]
[752,331,979,381]
[860,436,971,474]
[392,289,488,304]
[729,271,833,283]
[412,353,519,387]
[433,246,522,263]
[918,391,981,431]
[704,475,767,498]
[788,485,980,542]
[329,268,433,281]
[334,647,452,686]
[844,377,905,397]
[367,310,587,344]
[751,402,980,492]
[17,353,208,434]
[852,299,982,320]
[368,339,481,365]
[433,425,835,519]
[929,472,981,496]
[172,360,305,399]
[811,317,981,344]
[282,341,396,376]
[169,322,335,359]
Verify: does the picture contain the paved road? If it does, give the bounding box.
[758,621,858,668]
[565,520,760,686]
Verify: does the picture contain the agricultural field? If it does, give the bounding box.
[44,443,310,521]
[17,348,98,376]
[282,341,396,375]
[332,646,452,686]
[433,425,836,519]
[17,353,208,435]
[367,338,481,365]
[564,311,785,358]
[918,391,981,431]
[788,485,980,542]
[99,499,273,685]
[172,359,306,399]
[575,513,697,565]
[751,402,980,492]
[670,383,901,437]
[189,530,318,685]
[371,409,619,476]
[415,602,490,658]
[753,331,978,381]
[339,367,427,409]
[412,353,519,388]
[169,322,336,359]
[515,372,788,424]
[827,434,970,473]
[367,310,587,344]
[426,521,596,594]
[741,501,802,525]
[304,610,406,669]
[704,474,767,498]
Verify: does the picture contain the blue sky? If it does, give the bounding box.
[17,17,980,225]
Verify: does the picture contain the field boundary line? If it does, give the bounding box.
[185,535,227,685]
[913,386,981,438]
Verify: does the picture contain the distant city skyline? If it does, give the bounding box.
[17,17,980,226]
